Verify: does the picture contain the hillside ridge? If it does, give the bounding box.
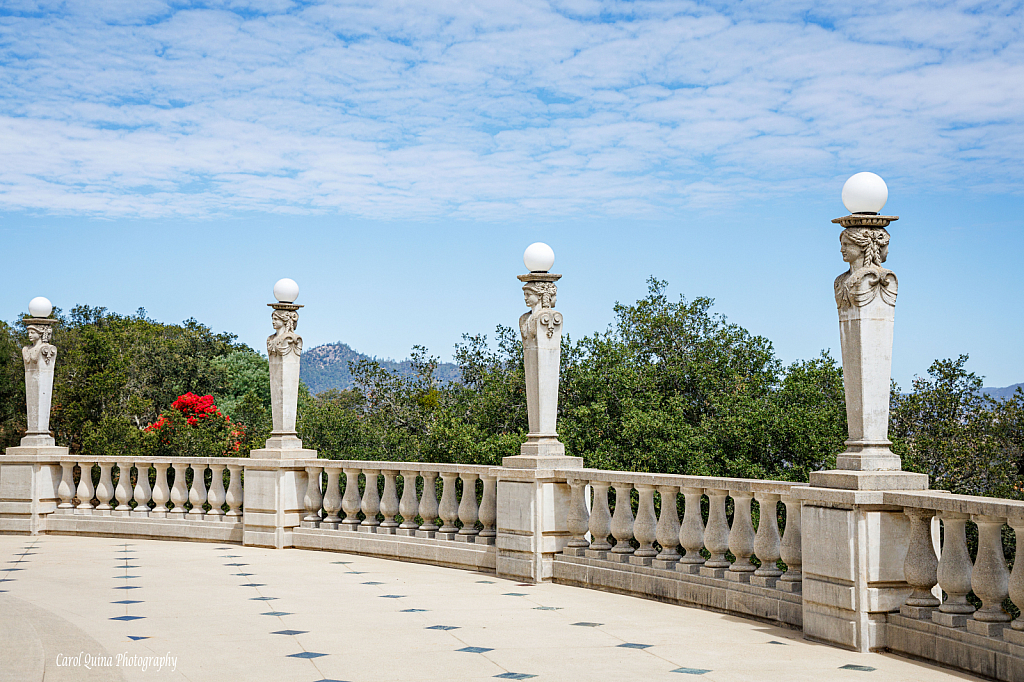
[300,341,460,394]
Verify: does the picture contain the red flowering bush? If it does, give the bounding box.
[147,393,244,456]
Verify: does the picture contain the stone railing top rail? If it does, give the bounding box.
[882,490,1024,519]
[1,454,247,466]
[296,459,495,477]
[553,468,808,494]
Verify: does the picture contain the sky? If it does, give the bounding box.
[1,0,1022,388]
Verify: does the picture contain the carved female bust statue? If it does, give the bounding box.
[520,281,562,341]
[834,227,898,310]
[267,309,302,356]
[23,324,56,369]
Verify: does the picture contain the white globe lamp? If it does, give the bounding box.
[523,242,555,273]
[842,172,888,214]
[28,296,52,318]
[273,278,300,304]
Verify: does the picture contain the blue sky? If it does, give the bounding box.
[1,0,1022,387]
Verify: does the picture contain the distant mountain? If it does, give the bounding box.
[983,383,1024,401]
[300,342,461,394]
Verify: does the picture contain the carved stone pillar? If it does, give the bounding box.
[496,245,582,582]
[243,281,317,549]
[810,208,926,490]
[1,303,67,535]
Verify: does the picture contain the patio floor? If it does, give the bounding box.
[0,535,977,682]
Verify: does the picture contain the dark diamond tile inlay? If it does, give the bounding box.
[224,563,249,566]
[250,597,277,601]
[114,586,141,590]
[839,665,876,672]
[272,630,308,636]
[127,636,149,641]
[287,651,327,659]
[768,640,788,645]
[503,593,528,597]
[112,600,143,604]
[401,609,428,613]
[380,595,406,599]
[618,643,652,649]
[361,581,384,585]
[426,625,460,631]
[671,668,711,675]
[261,611,292,616]
[458,646,494,654]
[240,583,266,587]
[572,622,603,627]
[110,616,145,621]
[476,580,495,584]
[330,561,352,565]
[494,674,536,680]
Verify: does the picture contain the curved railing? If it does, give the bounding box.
[4,453,1024,682]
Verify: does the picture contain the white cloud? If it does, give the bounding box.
[0,0,1021,218]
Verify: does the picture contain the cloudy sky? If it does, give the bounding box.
[1,1,1022,386]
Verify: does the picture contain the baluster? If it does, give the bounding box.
[341,468,362,530]
[150,462,170,518]
[418,471,440,535]
[168,462,188,519]
[479,474,497,541]
[677,486,706,574]
[57,461,75,514]
[701,488,730,578]
[379,470,399,533]
[933,512,975,627]
[113,461,132,516]
[188,463,208,519]
[778,492,802,590]
[398,470,420,535]
[609,482,635,560]
[566,477,591,552]
[587,481,613,556]
[900,508,940,618]
[437,472,460,537]
[752,492,783,587]
[95,461,115,514]
[360,470,381,531]
[968,514,1011,635]
[206,464,226,519]
[1007,516,1024,637]
[631,484,657,565]
[654,485,681,567]
[726,490,756,582]
[75,461,95,513]
[457,473,480,538]
[303,465,324,528]
[321,468,342,528]
[225,464,243,518]
[132,462,152,517]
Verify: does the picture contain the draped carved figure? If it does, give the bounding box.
[834,227,898,310]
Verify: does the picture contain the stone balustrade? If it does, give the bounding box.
[551,468,806,628]
[873,490,1024,676]
[296,460,496,543]
[51,456,244,520]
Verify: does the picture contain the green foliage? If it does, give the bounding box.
[891,355,1023,498]
[0,321,26,450]
[299,279,848,480]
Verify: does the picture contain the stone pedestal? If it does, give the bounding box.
[0,449,65,534]
[495,466,573,582]
[797,487,913,651]
[241,457,309,549]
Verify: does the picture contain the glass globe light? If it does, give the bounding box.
[28,296,52,318]
[273,278,300,303]
[523,242,555,273]
[842,172,888,214]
